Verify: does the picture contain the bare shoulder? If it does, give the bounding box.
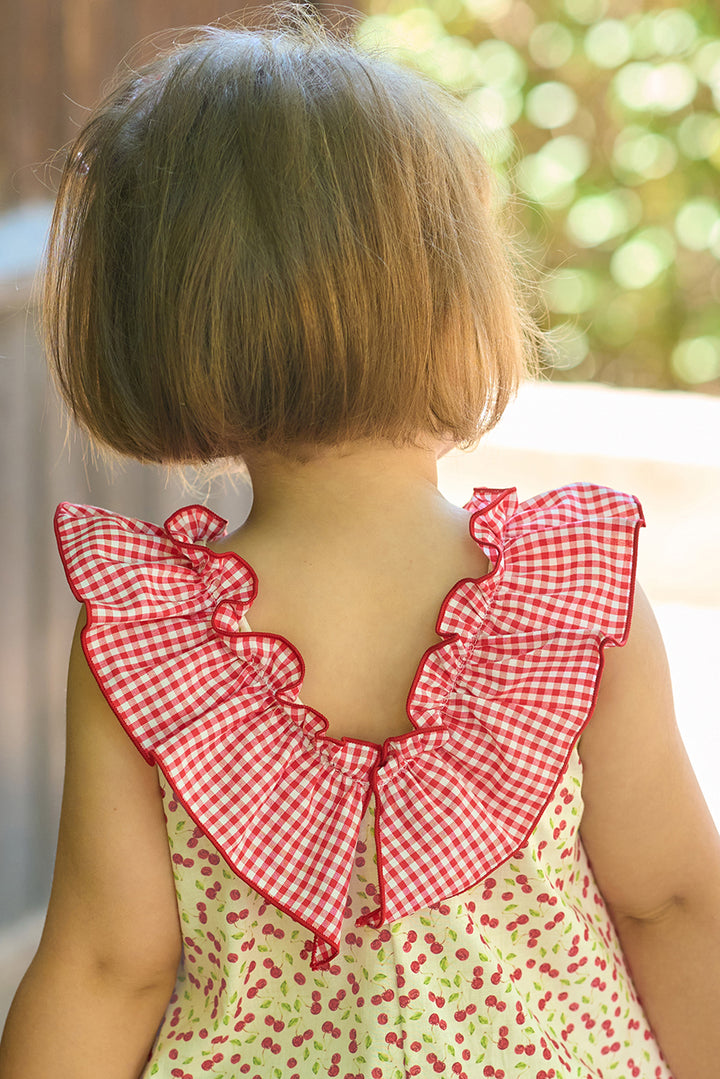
[578,582,720,923]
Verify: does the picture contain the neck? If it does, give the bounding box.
[239,438,456,537]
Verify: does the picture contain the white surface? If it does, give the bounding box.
[479,378,720,467]
[654,603,720,826]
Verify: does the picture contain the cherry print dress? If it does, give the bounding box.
[54,482,675,1079]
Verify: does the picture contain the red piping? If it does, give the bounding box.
[52,487,645,971]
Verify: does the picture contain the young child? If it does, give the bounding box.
[1,8,719,1079]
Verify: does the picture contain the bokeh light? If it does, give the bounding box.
[474,38,526,86]
[565,190,642,246]
[465,84,522,130]
[671,337,720,383]
[612,62,697,114]
[612,126,678,182]
[563,0,607,26]
[357,0,720,392]
[525,81,578,128]
[544,322,590,368]
[584,20,632,69]
[652,9,698,57]
[694,40,720,84]
[529,22,575,68]
[464,0,513,19]
[544,268,597,313]
[675,199,720,251]
[610,228,675,289]
[676,112,720,161]
[515,135,589,206]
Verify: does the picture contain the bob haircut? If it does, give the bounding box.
[42,5,541,466]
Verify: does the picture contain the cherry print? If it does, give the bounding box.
[497,1029,510,1050]
[515,874,533,894]
[144,754,671,1078]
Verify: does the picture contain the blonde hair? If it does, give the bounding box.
[42,5,541,466]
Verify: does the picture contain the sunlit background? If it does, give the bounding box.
[353,0,720,394]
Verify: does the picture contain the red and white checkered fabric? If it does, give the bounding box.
[54,482,644,970]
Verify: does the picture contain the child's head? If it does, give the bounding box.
[42,5,540,468]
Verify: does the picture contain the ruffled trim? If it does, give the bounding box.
[54,482,644,970]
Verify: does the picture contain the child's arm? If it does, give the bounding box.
[578,582,720,1079]
[0,608,183,1079]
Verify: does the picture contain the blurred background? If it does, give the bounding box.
[1,0,719,1025]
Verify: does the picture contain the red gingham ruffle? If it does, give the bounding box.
[54,482,645,970]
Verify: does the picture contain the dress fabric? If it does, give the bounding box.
[53,482,674,1079]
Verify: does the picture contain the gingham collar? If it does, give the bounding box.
[54,483,644,969]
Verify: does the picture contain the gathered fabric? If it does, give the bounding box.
[54,483,673,1079]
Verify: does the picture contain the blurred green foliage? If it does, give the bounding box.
[354,0,720,392]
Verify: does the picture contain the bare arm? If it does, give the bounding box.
[0,608,182,1079]
[578,582,720,1079]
